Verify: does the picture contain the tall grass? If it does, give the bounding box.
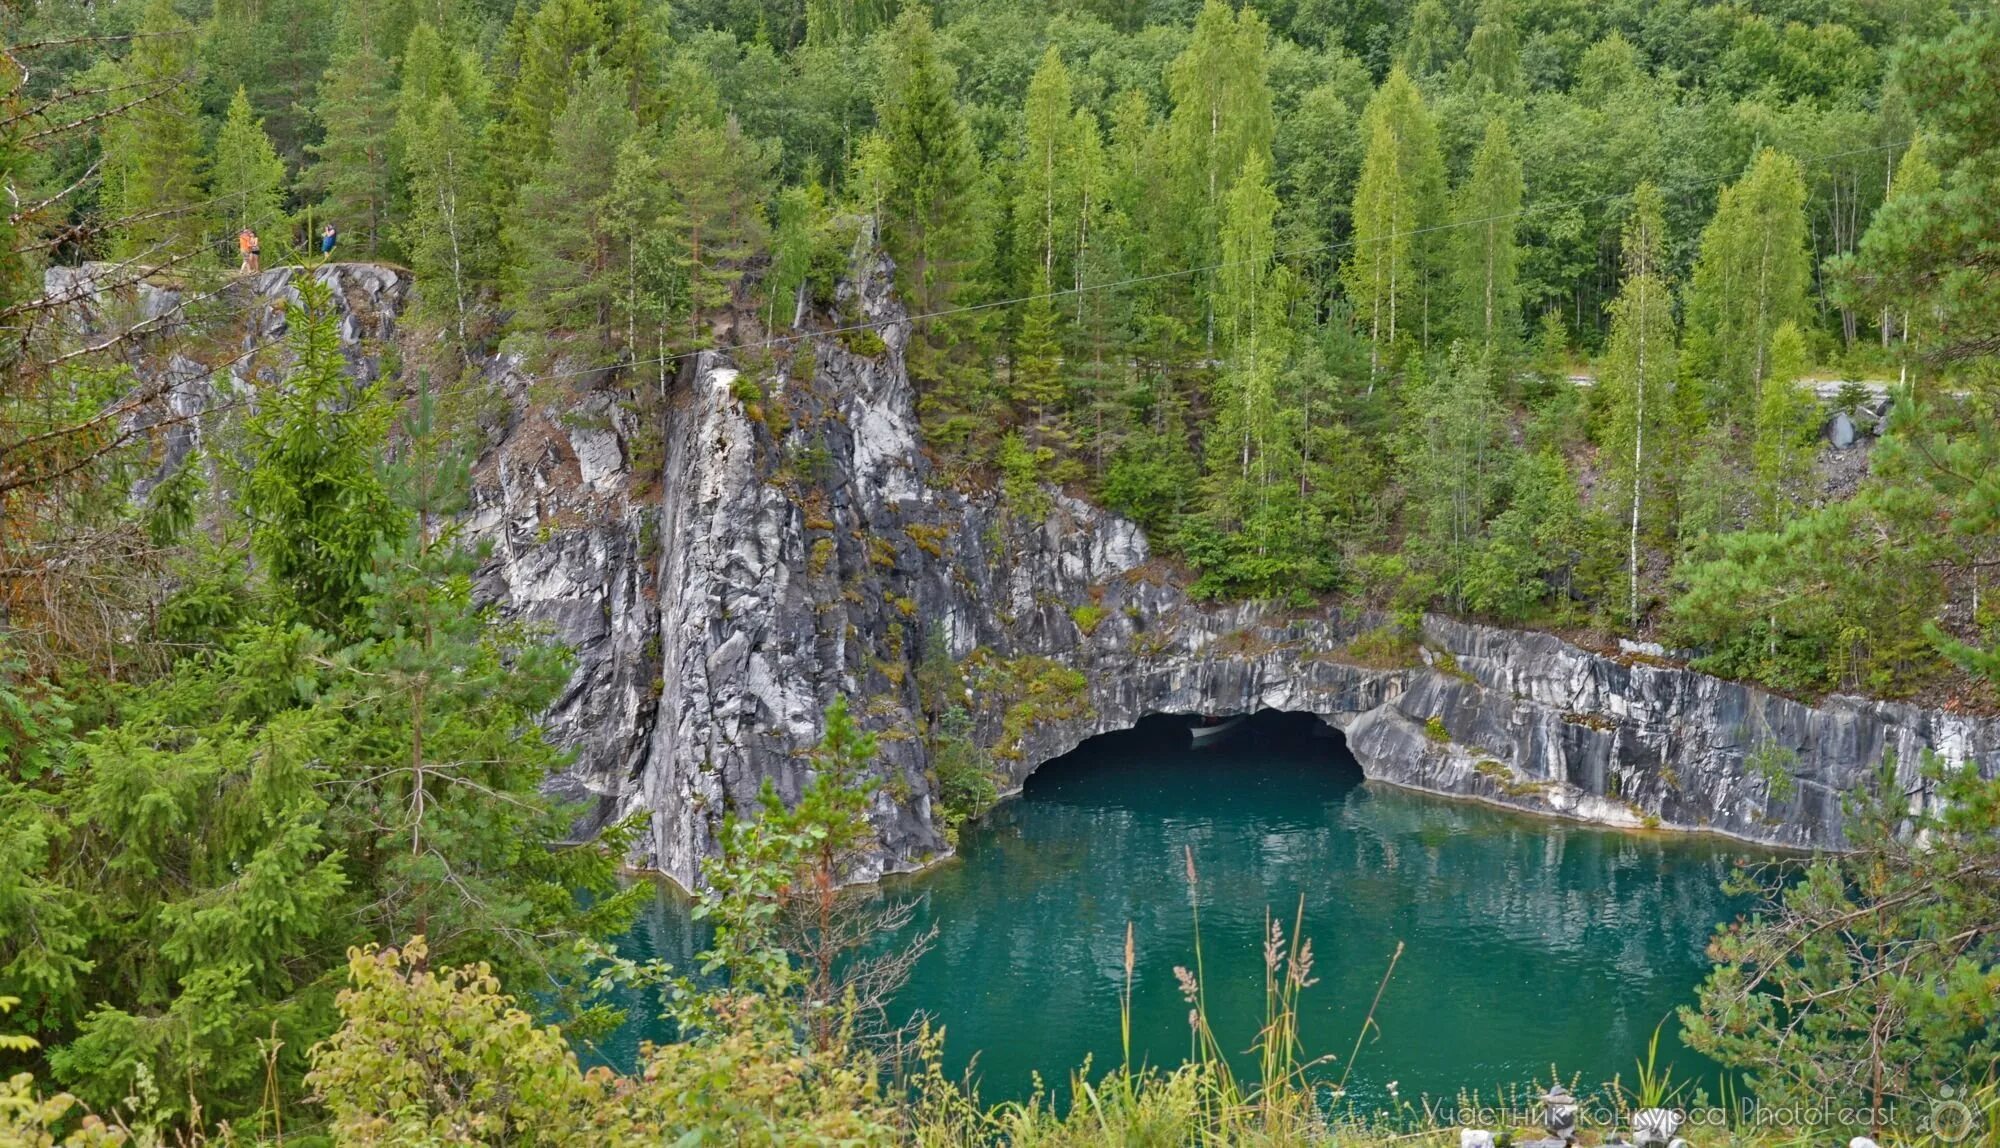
[908,848,1411,1146]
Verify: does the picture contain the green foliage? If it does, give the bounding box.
[1451,117,1523,359]
[308,938,899,1145]
[1397,347,1505,606]
[997,430,1053,522]
[3,316,629,1123]
[1684,148,1812,419]
[242,278,401,633]
[504,71,641,360]
[102,0,207,260]
[660,116,776,346]
[1461,449,1592,622]
[1671,499,1942,695]
[302,5,396,258]
[209,87,288,236]
[400,93,495,357]
[929,705,996,830]
[1597,182,1686,623]
[1684,753,2000,1132]
[1750,322,1823,526]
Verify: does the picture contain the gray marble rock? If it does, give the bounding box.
[47,259,2000,890]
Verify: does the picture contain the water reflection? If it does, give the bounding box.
[600,710,1760,1107]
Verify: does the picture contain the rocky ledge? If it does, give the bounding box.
[52,260,2000,889]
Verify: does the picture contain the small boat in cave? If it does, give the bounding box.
[1188,715,1247,747]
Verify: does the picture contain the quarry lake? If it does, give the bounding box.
[600,710,1765,1107]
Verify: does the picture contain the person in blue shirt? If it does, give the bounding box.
[321,223,338,258]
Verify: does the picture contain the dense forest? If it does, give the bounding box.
[3,0,2000,1142]
[5,0,1997,697]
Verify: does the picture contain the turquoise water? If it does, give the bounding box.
[600,711,1761,1108]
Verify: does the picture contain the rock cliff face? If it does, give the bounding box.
[54,261,2000,888]
[455,259,2000,886]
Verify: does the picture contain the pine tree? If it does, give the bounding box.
[503,72,639,357]
[662,115,776,346]
[302,6,397,256]
[1751,322,1822,527]
[1451,117,1523,360]
[1685,148,1812,419]
[102,0,208,261]
[1599,182,1682,623]
[211,87,289,237]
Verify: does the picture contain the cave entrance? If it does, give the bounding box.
[1018,709,1364,805]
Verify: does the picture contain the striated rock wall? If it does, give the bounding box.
[51,261,2000,888]
[462,257,2000,885]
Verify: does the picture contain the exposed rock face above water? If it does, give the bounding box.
[453,259,2000,884]
[52,260,2000,887]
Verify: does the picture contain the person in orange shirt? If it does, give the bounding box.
[237,227,260,273]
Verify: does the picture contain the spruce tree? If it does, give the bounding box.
[489,0,612,205]
[395,21,481,164]
[1450,117,1523,360]
[102,0,208,261]
[1685,148,1812,419]
[1012,278,1066,434]
[243,279,402,633]
[302,6,397,256]
[201,0,335,166]
[877,5,981,319]
[210,87,289,238]
[876,5,991,447]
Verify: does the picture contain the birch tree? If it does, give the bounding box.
[1600,182,1681,623]
[1451,117,1523,361]
[1685,148,1812,419]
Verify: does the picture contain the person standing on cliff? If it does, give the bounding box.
[321,222,338,258]
[237,227,259,273]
